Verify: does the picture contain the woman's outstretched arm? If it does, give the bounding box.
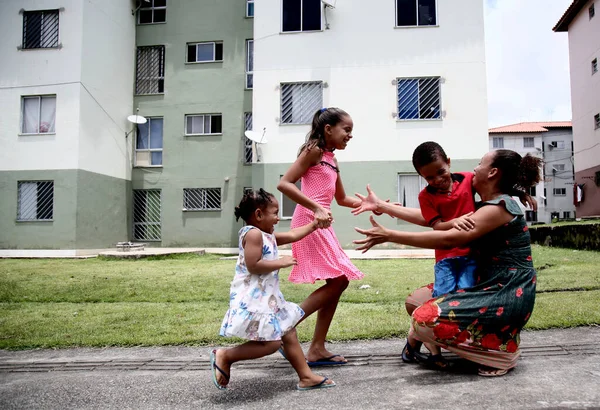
[354,204,514,253]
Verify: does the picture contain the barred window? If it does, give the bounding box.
[246,40,254,89]
[398,174,425,208]
[281,179,301,218]
[136,46,165,95]
[138,0,166,24]
[523,137,534,148]
[185,114,222,135]
[553,188,566,196]
[247,0,254,17]
[136,117,163,166]
[397,77,441,120]
[187,42,223,63]
[493,137,504,149]
[396,0,436,27]
[22,10,59,49]
[281,82,323,124]
[21,95,56,134]
[282,0,321,32]
[17,181,54,221]
[244,112,253,164]
[133,190,161,241]
[183,188,221,211]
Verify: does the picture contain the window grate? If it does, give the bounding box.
[397,77,441,120]
[244,112,253,164]
[133,190,161,241]
[23,10,59,49]
[183,188,221,211]
[136,46,165,95]
[281,82,323,124]
[17,181,54,221]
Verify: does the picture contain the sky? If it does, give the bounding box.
[484,0,574,128]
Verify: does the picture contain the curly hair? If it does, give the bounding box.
[234,188,275,223]
[298,107,349,156]
[412,141,449,172]
[491,150,542,202]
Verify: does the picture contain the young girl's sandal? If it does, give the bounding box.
[478,366,509,377]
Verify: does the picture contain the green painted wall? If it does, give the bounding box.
[0,170,129,249]
[133,0,253,247]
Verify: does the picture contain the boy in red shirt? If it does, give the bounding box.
[412,141,477,297]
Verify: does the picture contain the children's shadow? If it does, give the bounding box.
[209,369,293,405]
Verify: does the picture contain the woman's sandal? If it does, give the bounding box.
[401,340,422,363]
[413,351,451,371]
[478,366,509,377]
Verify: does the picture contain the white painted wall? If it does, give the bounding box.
[0,0,135,180]
[567,0,600,173]
[78,0,136,180]
[253,0,489,163]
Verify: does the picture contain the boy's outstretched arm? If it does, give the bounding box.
[275,220,319,246]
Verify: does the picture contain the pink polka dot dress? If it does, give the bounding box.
[289,151,364,284]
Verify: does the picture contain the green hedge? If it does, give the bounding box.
[530,223,600,251]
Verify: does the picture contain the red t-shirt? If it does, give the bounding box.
[418,172,476,262]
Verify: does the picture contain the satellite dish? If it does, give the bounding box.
[244,128,267,144]
[127,114,147,124]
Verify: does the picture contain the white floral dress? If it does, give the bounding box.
[219,225,304,341]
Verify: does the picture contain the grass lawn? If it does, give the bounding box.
[1,245,599,349]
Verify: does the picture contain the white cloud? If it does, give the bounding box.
[484,0,573,128]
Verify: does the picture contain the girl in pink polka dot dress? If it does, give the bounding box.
[277,107,364,366]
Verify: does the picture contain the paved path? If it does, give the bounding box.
[1,327,599,409]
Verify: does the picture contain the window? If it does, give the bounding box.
[550,140,565,149]
[525,210,537,222]
[136,46,165,94]
[593,58,598,75]
[281,179,301,218]
[187,42,223,63]
[396,0,437,27]
[590,3,595,19]
[185,114,222,135]
[563,211,570,219]
[595,114,600,129]
[282,0,322,32]
[281,81,323,124]
[493,137,504,149]
[183,188,221,211]
[523,137,535,148]
[553,188,566,196]
[528,185,537,197]
[246,40,254,89]
[398,174,425,208]
[22,10,59,49]
[243,187,253,195]
[133,190,161,241]
[554,164,566,172]
[21,95,56,134]
[17,181,54,221]
[397,77,441,120]
[136,117,163,166]
[244,112,253,164]
[138,0,166,24]
[247,0,254,17]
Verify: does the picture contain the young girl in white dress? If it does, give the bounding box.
[211,189,336,391]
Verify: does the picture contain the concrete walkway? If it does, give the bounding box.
[1,327,599,409]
